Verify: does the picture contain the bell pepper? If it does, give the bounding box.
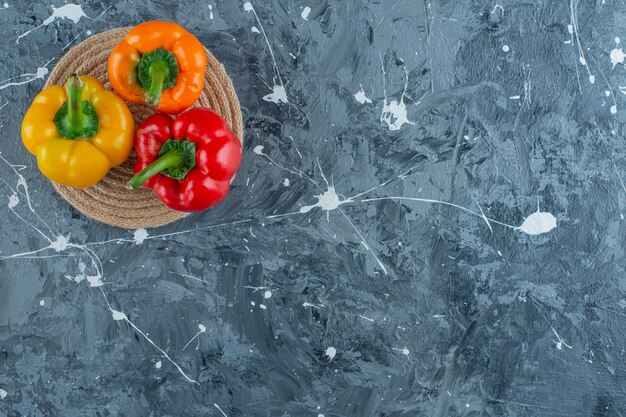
[108,20,207,114]
[21,75,134,188]
[126,108,242,212]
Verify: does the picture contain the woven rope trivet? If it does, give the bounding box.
[44,27,243,229]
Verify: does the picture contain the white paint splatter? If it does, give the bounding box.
[301,6,311,20]
[214,403,229,417]
[502,44,510,52]
[288,135,303,159]
[251,301,256,306]
[252,144,308,180]
[170,271,208,285]
[303,302,324,309]
[354,86,372,104]
[555,337,571,350]
[251,26,260,33]
[569,1,594,90]
[43,4,86,24]
[611,105,618,114]
[532,298,573,350]
[16,4,88,43]
[86,271,104,287]
[264,290,272,299]
[155,361,162,369]
[259,304,267,309]
[133,228,149,244]
[490,4,504,16]
[60,5,112,51]
[50,235,69,252]
[65,263,86,284]
[66,260,104,287]
[325,346,336,361]
[0,155,57,244]
[393,347,410,356]
[0,63,50,91]
[283,178,290,187]
[381,98,413,130]
[208,4,213,19]
[111,310,127,321]
[263,84,288,104]
[588,74,595,84]
[244,285,270,293]
[244,1,289,105]
[0,388,6,399]
[516,211,557,235]
[610,48,626,69]
[380,59,413,131]
[362,196,557,236]
[8,194,18,208]
[299,186,352,216]
[39,299,45,306]
[182,323,207,351]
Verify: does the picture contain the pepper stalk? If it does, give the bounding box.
[127,140,196,189]
[137,48,179,107]
[53,74,99,139]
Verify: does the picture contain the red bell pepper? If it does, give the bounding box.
[127,108,242,212]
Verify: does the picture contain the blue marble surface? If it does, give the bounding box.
[0,1,625,416]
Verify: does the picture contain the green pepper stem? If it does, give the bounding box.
[126,149,183,189]
[145,63,168,107]
[137,48,179,107]
[53,74,99,139]
[66,75,84,128]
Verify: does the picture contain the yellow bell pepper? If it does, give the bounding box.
[21,75,134,188]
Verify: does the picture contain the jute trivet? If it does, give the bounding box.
[44,27,243,229]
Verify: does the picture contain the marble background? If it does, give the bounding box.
[1,0,625,416]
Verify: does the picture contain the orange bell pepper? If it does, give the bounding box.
[108,21,207,114]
